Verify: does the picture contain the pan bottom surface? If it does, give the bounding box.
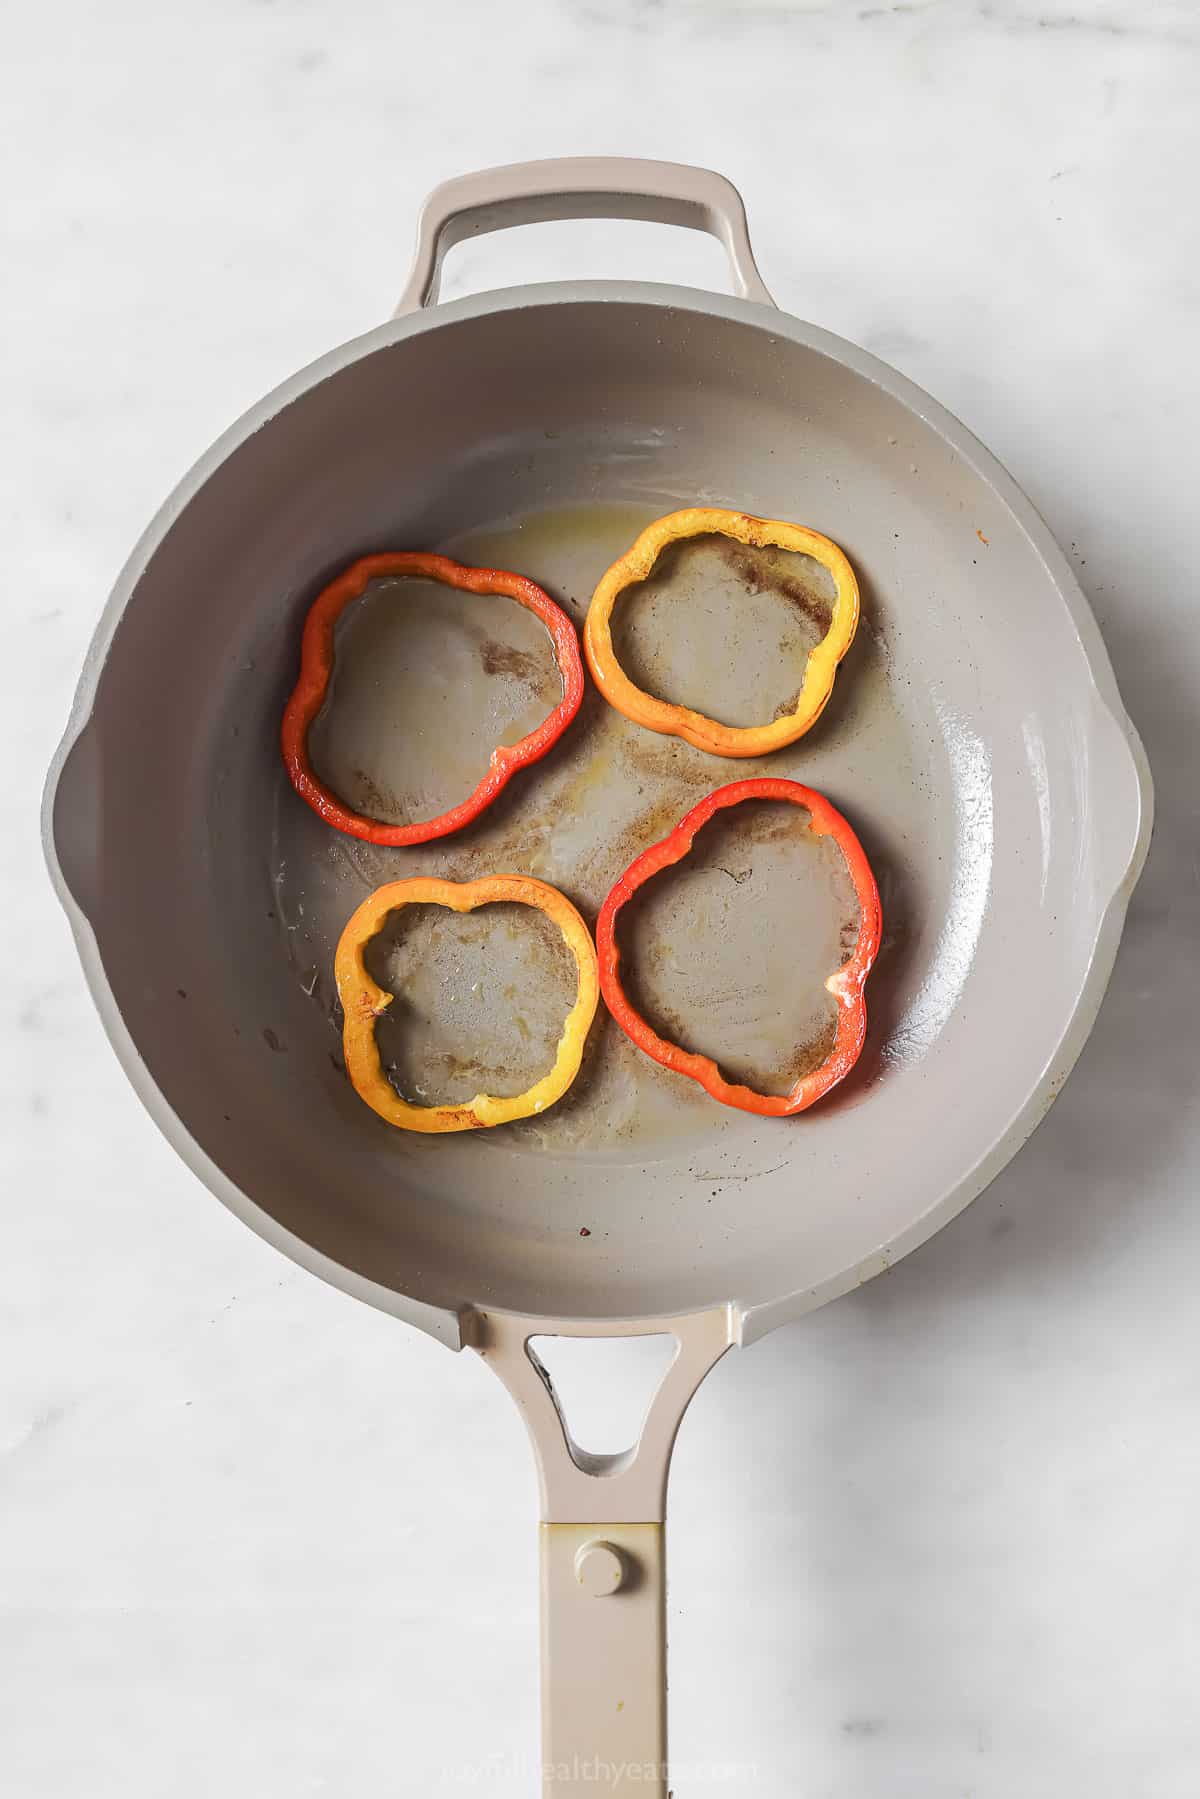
[271,496,937,1165]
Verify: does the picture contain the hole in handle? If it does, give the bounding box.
[528,1332,679,1469]
[433,216,735,307]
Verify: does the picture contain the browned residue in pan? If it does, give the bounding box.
[365,900,578,1107]
[778,1014,840,1085]
[479,637,559,700]
[621,988,840,1098]
[350,767,397,818]
[717,540,834,637]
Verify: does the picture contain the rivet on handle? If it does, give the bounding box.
[574,1539,627,1597]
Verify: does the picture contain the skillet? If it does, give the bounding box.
[44,158,1152,1794]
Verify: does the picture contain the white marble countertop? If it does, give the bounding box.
[5,2,1199,1794]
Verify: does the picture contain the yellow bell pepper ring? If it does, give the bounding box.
[583,507,860,757]
[334,875,599,1134]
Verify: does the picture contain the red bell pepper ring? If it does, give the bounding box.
[596,777,883,1116]
[281,552,585,846]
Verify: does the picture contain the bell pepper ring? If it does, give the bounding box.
[583,508,860,757]
[335,874,600,1134]
[595,778,882,1117]
[281,552,585,845]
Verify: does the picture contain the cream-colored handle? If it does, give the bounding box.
[394,156,776,315]
[470,1307,735,1798]
[541,1523,666,1797]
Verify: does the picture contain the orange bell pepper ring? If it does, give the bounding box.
[595,778,882,1116]
[583,508,859,757]
[282,553,585,845]
[335,875,599,1133]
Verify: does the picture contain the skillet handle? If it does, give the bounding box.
[471,1306,736,1798]
[394,156,776,315]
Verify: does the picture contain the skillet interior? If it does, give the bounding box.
[50,292,1143,1326]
